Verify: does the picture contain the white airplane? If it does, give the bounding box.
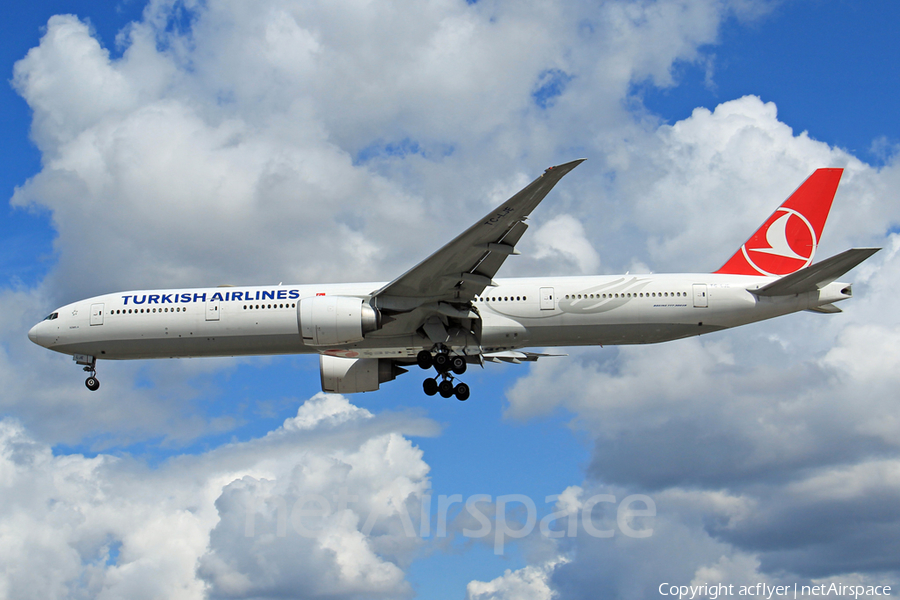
[29,160,879,400]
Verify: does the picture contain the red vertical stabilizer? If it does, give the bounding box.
[715,168,843,276]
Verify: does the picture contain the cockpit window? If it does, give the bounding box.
[44,312,59,321]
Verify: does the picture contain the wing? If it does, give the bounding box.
[372,159,584,308]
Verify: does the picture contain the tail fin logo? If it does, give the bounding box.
[715,168,841,277]
[741,208,817,276]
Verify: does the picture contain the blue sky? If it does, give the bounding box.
[638,1,900,164]
[3,1,900,599]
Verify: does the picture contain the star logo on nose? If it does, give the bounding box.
[72,309,78,316]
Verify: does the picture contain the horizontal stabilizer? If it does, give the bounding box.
[752,247,880,297]
[484,350,567,364]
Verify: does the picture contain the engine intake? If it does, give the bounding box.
[298,296,380,347]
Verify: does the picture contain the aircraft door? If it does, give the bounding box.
[540,287,555,310]
[90,303,105,326]
[206,299,221,321]
[692,284,708,308]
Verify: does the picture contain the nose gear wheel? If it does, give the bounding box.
[81,357,100,391]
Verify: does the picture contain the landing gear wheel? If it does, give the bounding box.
[454,382,470,401]
[417,350,433,370]
[450,355,467,375]
[438,379,454,398]
[85,376,100,391]
[433,353,450,373]
[423,378,438,396]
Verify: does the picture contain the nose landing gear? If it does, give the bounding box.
[418,349,471,401]
[76,354,100,391]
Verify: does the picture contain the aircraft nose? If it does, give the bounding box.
[28,321,52,348]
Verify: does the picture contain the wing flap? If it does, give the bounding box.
[751,247,880,297]
[483,350,567,363]
[807,303,843,314]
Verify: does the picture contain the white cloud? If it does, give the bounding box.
[283,393,374,431]
[467,557,568,600]
[690,554,768,591]
[532,214,601,274]
[0,394,437,600]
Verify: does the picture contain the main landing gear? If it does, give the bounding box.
[76,355,100,391]
[417,349,470,401]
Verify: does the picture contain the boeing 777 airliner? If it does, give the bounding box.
[28,161,879,400]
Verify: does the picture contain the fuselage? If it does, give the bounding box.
[28,273,853,362]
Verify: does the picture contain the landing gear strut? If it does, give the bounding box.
[418,348,470,401]
[78,355,100,391]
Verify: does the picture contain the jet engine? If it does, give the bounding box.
[298,296,381,346]
[319,355,407,393]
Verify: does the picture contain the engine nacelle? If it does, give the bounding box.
[298,296,380,347]
[319,355,407,393]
